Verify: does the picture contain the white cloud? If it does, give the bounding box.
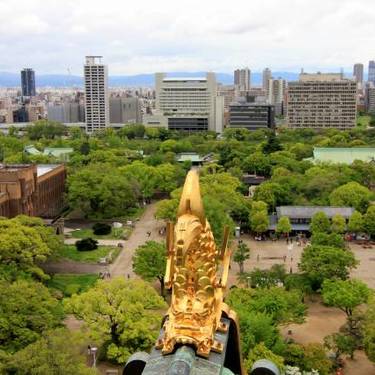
[0,0,374,74]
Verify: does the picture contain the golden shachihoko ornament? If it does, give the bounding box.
[157,170,238,359]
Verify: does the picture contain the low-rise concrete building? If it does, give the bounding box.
[269,206,354,232]
[229,102,275,130]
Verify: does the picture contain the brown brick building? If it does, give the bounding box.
[0,164,66,218]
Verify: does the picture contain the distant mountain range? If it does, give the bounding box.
[0,71,356,88]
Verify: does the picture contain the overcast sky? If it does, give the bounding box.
[0,0,374,75]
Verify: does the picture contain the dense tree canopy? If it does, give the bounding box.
[0,279,62,353]
[65,278,167,364]
[0,329,97,375]
[299,245,357,287]
[0,216,60,279]
[133,241,167,296]
[329,182,373,213]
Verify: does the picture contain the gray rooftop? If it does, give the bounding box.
[37,164,61,177]
[276,206,354,219]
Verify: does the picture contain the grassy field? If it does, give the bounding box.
[47,274,99,296]
[70,227,132,240]
[58,245,121,263]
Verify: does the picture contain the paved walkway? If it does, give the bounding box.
[43,203,165,276]
[110,203,165,277]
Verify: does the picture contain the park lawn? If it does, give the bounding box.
[357,115,371,128]
[70,227,132,240]
[58,245,121,263]
[47,274,99,296]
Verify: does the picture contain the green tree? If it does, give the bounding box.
[311,232,345,249]
[27,120,66,140]
[302,343,332,375]
[238,312,281,356]
[250,211,269,234]
[242,152,271,176]
[276,216,292,237]
[67,165,139,218]
[1,329,97,375]
[348,210,363,234]
[155,198,179,222]
[331,214,346,234]
[233,242,250,274]
[322,279,370,334]
[243,264,287,289]
[245,343,284,373]
[263,132,283,154]
[120,161,160,199]
[324,333,357,361]
[299,245,357,288]
[329,181,372,213]
[363,296,375,362]
[0,216,60,279]
[250,201,269,235]
[226,287,306,325]
[0,279,62,353]
[65,278,167,364]
[133,241,167,296]
[363,205,375,237]
[310,212,331,234]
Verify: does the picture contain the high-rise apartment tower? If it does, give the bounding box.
[353,63,364,84]
[262,68,272,92]
[21,68,36,97]
[84,56,109,133]
[234,68,251,91]
[368,61,375,84]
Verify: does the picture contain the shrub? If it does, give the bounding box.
[92,222,112,235]
[64,284,81,297]
[75,238,98,251]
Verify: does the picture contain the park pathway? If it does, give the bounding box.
[43,203,165,276]
[109,203,165,278]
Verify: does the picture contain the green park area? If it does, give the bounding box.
[58,245,120,263]
[1,122,375,374]
[70,226,132,240]
[47,273,99,296]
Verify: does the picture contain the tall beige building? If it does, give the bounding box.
[287,73,357,129]
[84,56,109,133]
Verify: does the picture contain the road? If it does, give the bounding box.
[109,203,165,277]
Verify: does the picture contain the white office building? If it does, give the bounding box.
[146,73,223,133]
[84,56,109,133]
[267,78,287,116]
[262,68,272,92]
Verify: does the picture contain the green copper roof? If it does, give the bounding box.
[313,147,375,164]
[43,147,74,157]
[176,152,203,163]
[24,145,41,155]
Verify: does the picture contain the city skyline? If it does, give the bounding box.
[1,0,374,75]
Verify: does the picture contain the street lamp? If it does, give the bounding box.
[90,346,98,367]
